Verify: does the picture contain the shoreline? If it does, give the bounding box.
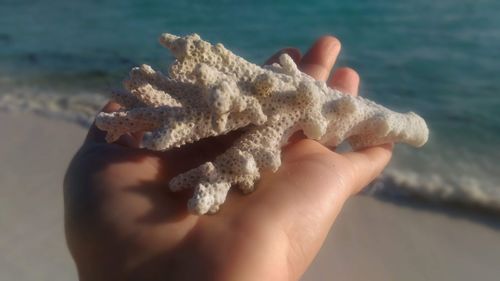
[2,91,499,216]
[373,190,500,223]
[1,111,500,280]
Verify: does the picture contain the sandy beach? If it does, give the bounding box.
[1,111,499,281]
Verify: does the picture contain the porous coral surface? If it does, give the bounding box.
[96,33,429,214]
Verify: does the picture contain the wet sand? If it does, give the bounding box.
[1,112,499,281]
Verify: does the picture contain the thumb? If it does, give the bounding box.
[252,140,393,240]
[342,143,393,195]
[246,140,392,274]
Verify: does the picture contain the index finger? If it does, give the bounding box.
[299,35,341,81]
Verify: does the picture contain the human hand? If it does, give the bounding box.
[64,36,392,281]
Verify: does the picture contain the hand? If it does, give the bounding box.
[64,36,392,281]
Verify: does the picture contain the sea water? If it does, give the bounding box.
[1,0,499,212]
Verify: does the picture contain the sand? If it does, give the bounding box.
[1,111,499,281]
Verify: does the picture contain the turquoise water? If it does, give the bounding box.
[1,0,500,210]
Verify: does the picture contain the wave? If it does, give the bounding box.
[0,89,106,127]
[370,169,500,213]
[1,91,499,214]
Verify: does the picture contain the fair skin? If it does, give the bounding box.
[64,36,393,281]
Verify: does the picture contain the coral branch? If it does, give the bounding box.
[95,33,429,214]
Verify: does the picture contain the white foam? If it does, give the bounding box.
[376,168,500,212]
[0,89,106,127]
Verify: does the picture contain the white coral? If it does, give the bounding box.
[96,33,429,214]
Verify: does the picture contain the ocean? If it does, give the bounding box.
[1,0,499,212]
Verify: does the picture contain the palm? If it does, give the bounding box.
[64,37,392,281]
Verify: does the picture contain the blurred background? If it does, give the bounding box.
[1,0,499,280]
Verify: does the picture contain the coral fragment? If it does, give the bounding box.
[96,33,429,214]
